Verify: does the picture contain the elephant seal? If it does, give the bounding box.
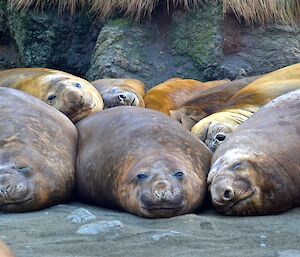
[144,79,229,115]
[192,63,300,151]
[208,90,300,215]
[0,68,104,123]
[0,88,77,212]
[169,76,260,130]
[91,78,145,108]
[76,107,211,218]
[0,241,14,257]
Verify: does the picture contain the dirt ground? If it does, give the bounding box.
[0,202,299,257]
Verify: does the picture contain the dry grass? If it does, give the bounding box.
[7,0,300,24]
[223,0,300,25]
[7,0,203,20]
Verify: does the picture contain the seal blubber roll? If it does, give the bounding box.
[76,107,211,218]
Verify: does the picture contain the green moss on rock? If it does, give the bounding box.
[169,3,223,79]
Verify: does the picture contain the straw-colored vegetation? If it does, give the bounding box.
[223,0,300,25]
[7,0,300,24]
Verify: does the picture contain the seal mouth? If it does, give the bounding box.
[69,103,96,121]
[0,198,33,209]
[141,205,183,212]
[214,189,256,215]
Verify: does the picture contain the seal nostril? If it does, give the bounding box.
[223,189,233,201]
[118,94,126,100]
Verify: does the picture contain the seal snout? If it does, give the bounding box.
[116,92,138,106]
[140,179,184,211]
[64,89,88,109]
[0,167,33,208]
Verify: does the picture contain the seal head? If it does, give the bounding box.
[208,149,295,215]
[115,157,205,218]
[191,112,244,152]
[43,76,103,123]
[0,165,34,212]
[100,86,144,108]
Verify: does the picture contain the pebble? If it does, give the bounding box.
[77,220,123,235]
[67,208,96,224]
[151,231,180,241]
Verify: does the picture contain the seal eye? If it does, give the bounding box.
[173,171,184,180]
[215,133,226,142]
[137,173,148,181]
[17,167,33,176]
[231,162,243,171]
[47,95,56,102]
[74,83,81,88]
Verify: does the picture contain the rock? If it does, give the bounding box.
[215,14,300,80]
[151,231,180,241]
[67,208,96,224]
[0,0,20,71]
[76,220,124,235]
[169,3,223,81]
[278,250,300,257]
[86,17,202,89]
[7,7,102,76]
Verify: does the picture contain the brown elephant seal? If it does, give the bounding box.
[76,107,211,218]
[170,76,260,130]
[0,88,77,212]
[91,78,145,108]
[144,79,229,115]
[208,90,300,215]
[0,241,14,257]
[192,63,300,151]
[0,68,104,123]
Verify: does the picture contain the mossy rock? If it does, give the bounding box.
[7,8,102,76]
[169,3,223,80]
[86,17,204,89]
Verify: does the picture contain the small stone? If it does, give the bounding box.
[260,243,267,247]
[260,235,266,238]
[278,250,300,257]
[151,231,180,241]
[77,220,123,235]
[67,208,96,224]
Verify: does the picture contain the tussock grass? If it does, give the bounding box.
[7,0,300,24]
[223,0,300,25]
[8,0,203,20]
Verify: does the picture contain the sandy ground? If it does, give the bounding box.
[0,202,299,257]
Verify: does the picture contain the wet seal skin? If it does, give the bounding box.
[208,90,300,215]
[0,88,77,212]
[170,76,260,130]
[0,68,104,123]
[192,63,300,152]
[0,240,15,257]
[144,78,229,115]
[76,107,211,218]
[91,79,145,108]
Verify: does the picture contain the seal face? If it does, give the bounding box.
[76,107,211,218]
[91,79,145,108]
[0,88,77,212]
[207,90,300,215]
[0,68,104,123]
[192,63,300,152]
